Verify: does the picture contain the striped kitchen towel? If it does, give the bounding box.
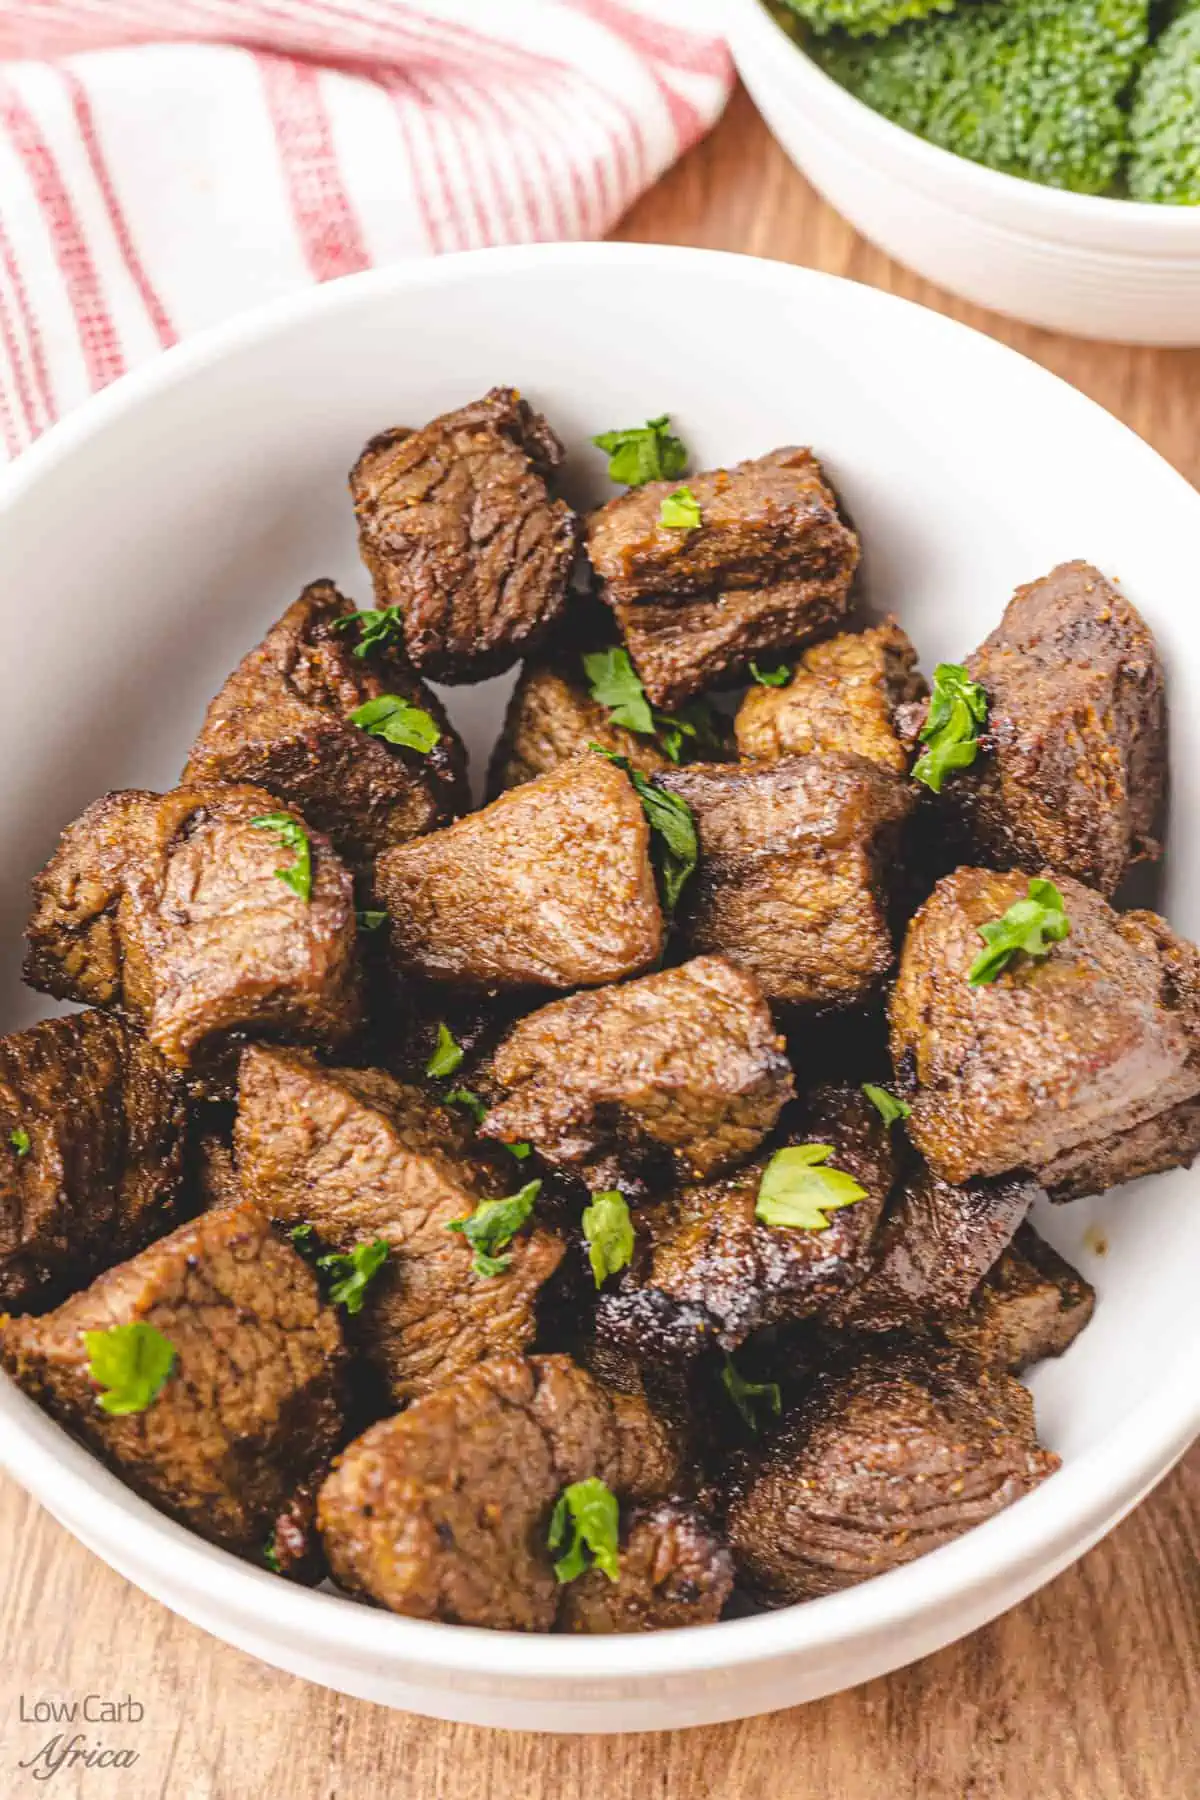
[0,0,732,459]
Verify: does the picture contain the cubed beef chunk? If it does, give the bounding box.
[939,1224,1096,1371]
[0,1012,187,1314]
[656,755,914,1010]
[1040,1094,1200,1203]
[726,1345,1058,1604]
[557,1500,733,1634]
[487,654,672,797]
[350,387,579,683]
[932,562,1165,896]
[480,957,792,1191]
[735,622,925,775]
[375,755,663,991]
[235,1046,563,1402]
[595,1087,897,1361]
[182,580,466,870]
[890,869,1200,1186]
[25,784,361,1083]
[316,1353,679,1629]
[1,1199,345,1558]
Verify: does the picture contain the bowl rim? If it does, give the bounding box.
[723,0,1200,241]
[1,239,1199,1686]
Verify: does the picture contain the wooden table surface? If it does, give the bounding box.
[3,87,1199,1800]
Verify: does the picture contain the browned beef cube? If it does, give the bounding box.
[25,784,361,1083]
[939,1224,1096,1371]
[487,656,672,797]
[0,1012,187,1314]
[1,1199,345,1558]
[726,1345,1058,1604]
[183,580,467,870]
[1039,1093,1200,1203]
[350,388,579,683]
[656,756,914,1010]
[316,1353,679,1629]
[480,957,792,1191]
[595,1087,897,1360]
[375,756,663,991]
[735,622,925,775]
[890,869,1200,1187]
[557,1500,733,1634]
[235,1046,563,1402]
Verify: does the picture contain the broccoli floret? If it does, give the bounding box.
[814,0,1150,195]
[1129,5,1200,202]
[780,0,958,39]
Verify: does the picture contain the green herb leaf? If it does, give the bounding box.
[548,1476,621,1584]
[426,1023,465,1079]
[349,694,441,754]
[333,606,405,659]
[581,647,655,736]
[443,1084,487,1125]
[83,1322,176,1416]
[581,1190,635,1288]
[592,415,687,488]
[356,909,388,932]
[507,1141,533,1161]
[862,1083,911,1127]
[912,663,988,794]
[755,1144,869,1233]
[658,485,701,531]
[289,1222,319,1260]
[263,1534,282,1575]
[251,812,312,903]
[589,747,698,917]
[721,1353,782,1435]
[968,878,1071,986]
[317,1238,390,1315]
[9,1126,30,1157]
[749,660,791,687]
[654,696,722,765]
[447,1180,541,1279]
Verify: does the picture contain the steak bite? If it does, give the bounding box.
[735,622,925,775]
[656,755,914,1010]
[891,868,1200,1187]
[0,1012,187,1314]
[375,755,664,991]
[726,1345,1058,1604]
[557,1500,733,1634]
[235,1046,564,1402]
[480,957,793,1191]
[939,1224,1096,1372]
[182,580,467,870]
[26,784,361,1082]
[1039,1094,1200,1203]
[487,654,672,797]
[1,1199,345,1558]
[350,387,579,683]
[316,1352,680,1629]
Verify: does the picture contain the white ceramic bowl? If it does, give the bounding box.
[1,243,1199,1733]
[724,0,1200,345]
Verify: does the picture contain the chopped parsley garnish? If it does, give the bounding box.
[263,1534,282,1575]
[83,1322,176,1417]
[755,1144,869,1233]
[592,415,687,488]
[251,813,312,902]
[589,747,698,917]
[912,664,988,794]
[443,1084,487,1125]
[356,909,388,932]
[317,1238,389,1315]
[580,647,720,765]
[334,606,404,659]
[548,1477,621,1584]
[9,1126,30,1157]
[749,660,791,687]
[969,878,1071,987]
[289,1222,318,1259]
[426,1023,465,1079]
[658,485,701,531]
[862,1084,911,1127]
[349,694,441,754]
[721,1354,782,1435]
[581,1190,635,1288]
[447,1179,541,1279]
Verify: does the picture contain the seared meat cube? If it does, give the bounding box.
[375,756,663,991]
[939,562,1165,896]
[235,1046,564,1402]
[350,387,579,683]
[891,869,1200,1186]
[0,1012,187,1314]
[595,1086,897,1360]
[480,957,793,1190]
[488,655,672,797]
[25,783,361,1082]
[656,756,914,1010]
[1040,1094,1200,1203]
[726,1345,1058,1603]
[182,580,466,870]
[735,622,925,775]
[939,1224,1095,1372]
[1,1199,344,1558]
[557,1500,733,1634]
[316,1352,679,1629]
